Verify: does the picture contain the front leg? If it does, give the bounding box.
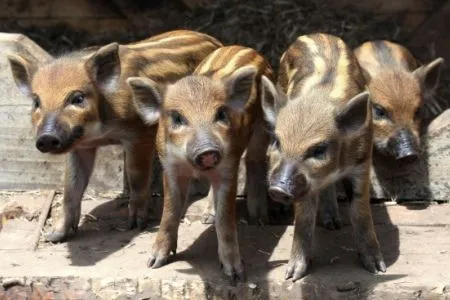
[148,171,190,268]
[46,148,97,243]
[213,162,244,284]
[285,195,318,281]
[125,141,155,230]
[345,165,386,274]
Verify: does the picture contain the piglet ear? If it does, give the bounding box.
[7,54,36,97]
[413,57,444,96]
[335,91,370,135]
[85,42,121,94]
[261,75,287,127]
[225,66,257,113]
[127,77,162,126]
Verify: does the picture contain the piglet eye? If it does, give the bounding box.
[309,143,328,160]
[170,110,188,127]
[70,92,85,106]
[373,103,388,119]
[32,95,40,109]
[272,135,281,150]
[215,107,230,125]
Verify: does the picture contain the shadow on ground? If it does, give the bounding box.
[53,165,404,299]
[153,196,403,299]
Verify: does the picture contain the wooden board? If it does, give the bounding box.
[408,0,450,64]
[0,190,51,250]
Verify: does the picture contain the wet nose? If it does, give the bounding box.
[268,183,294,205]
[194,150,222,169]
[36,134,62,153]
[389,129,419,163]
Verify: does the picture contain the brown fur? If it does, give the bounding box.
[262,33,385,281]
[128,45,274,282]
[7,30,223,242]
[354,40,444,159]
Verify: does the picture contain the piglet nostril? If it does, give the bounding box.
[397,151,419,163]
[36,134,62,153]
[51,139,61,148]
[268,186,294,204]
[194,150,222,169]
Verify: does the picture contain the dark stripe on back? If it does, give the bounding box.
[289,40,314,86]
[321,38,340,85]
[373,41,396,66]
[233,50,259,69]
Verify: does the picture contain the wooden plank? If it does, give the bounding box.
[30,190,55,251]
[408,0,450,62]
[410,0,450,40]
[0,0,51,18]
[0,0,122,19]
[50,0,123,18]
[111,0,182,29]
[0,191,47,250]
[370,109,450,201]
[3,19,134,35]
[179,0,434,12]
[313,0,433,13]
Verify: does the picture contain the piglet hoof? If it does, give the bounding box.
[321,216,343,231]
[220,260,246,285]
[248,215,269,226]
[128,216,137,230]
[147,248,176,269]
[285,256,310,282]
[147,253,168,269]
[147,238,177,269]
[137,217,149,230]
[45,231,69,243]
[201,213,215,224]
[359,247,386,274]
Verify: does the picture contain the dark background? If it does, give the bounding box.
[1,0,448,119]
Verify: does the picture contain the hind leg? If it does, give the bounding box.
[318,184,342,230]
[245,119,270,224]
[201,186,216,224]
[125,141,155,230]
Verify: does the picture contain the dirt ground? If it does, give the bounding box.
[1,190,450,299]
